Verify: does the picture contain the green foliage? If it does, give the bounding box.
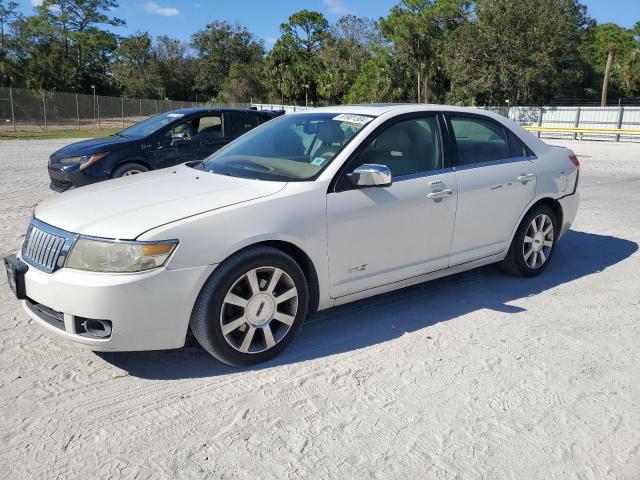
[191,21,264,101]
[0,1,638,105]
[445,0,592,105]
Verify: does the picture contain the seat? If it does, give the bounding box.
[312,123,345,160]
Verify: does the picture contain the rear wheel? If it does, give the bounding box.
[111,162,149,178]
[190,246,309,366]
[500,204,558,277]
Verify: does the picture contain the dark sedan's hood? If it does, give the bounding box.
[49,135,136,161]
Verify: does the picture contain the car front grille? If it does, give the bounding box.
[21,221,76,273]
[48,166,72,189]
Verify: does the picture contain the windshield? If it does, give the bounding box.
[118,111,187,137]
[201,112,374,181]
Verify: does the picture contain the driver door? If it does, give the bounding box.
[162,117,200,167]
[327,114,458,298]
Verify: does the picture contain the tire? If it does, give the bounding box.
[190,246,309,366]
[111,162,149,178]
[500,204,558,277]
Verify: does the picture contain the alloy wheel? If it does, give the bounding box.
[522,213,554,269]
[219,266,298,354]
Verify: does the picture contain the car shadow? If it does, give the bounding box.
[97,230,638,379]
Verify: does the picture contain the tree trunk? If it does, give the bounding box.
[423,67,429,103]
[417,68,421,103]
[601,45,617,107]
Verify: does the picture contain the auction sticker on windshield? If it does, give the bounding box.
[333,114,373,125]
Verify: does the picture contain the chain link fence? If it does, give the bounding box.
[0,87,250,133]
[2,88,639,143]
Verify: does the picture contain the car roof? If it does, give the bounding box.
[166,107,269,115]
[304,103,505,117]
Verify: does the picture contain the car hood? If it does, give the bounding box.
[49,135,134,161]
[35,165,286,239]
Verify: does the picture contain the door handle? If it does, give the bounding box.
[427,189,453,200]
[516,173,536,183]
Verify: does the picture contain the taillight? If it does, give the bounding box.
[569,154,580,170]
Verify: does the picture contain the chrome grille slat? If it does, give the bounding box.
[21,220,76,273]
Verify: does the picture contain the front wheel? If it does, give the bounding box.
[500,204,558,277]
[190,246,309,366]
[111,162,149,178]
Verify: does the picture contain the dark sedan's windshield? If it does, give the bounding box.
[118,111,187,137]
[201,112,374,181]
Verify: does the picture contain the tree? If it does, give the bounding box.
[585,23,639,103]
[379,0,470,103]
[345,46,414,103]
[17,0,123,92]
[0,0,21,85]
[601,44,616,106]
[191,21,264,101]
[270,10,329,105]
[446,0,592,105]
[317,15,380,104]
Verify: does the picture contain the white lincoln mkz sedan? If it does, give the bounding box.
[4,105,580,365]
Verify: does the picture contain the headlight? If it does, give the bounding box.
[66,238,177,273]
[60,152,109,170]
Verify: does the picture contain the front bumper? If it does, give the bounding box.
[48,162,105,190]
[19,257,215,351]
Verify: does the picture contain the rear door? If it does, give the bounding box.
[192,113,225,158]
[445,113,536,265]
[225,111,262,141]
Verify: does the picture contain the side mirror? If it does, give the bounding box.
[170,132,189,146]
[347,164,392,188]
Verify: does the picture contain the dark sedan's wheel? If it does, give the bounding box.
[111,163,149,178]
[190,246,309,366]
[500,204,558,277]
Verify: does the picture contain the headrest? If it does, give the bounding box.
[318,122,345,143]
[376,129,412,154]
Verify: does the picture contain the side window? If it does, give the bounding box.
[450,116,509,165]
[167,118,197,141]
[228,112,261,137]
[506,130,530,158]
[193,115,223,140]
[350,116,442,178]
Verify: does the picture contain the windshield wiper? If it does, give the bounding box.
[186,159,205,170]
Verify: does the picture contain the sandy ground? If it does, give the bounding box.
[0,138,639,480]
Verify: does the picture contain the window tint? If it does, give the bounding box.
[227,112,260,137]
[194,115,223,140]
[350,116,442,178]
[169,118,197,138]
[506,130,529,158]
[450,116,509,165]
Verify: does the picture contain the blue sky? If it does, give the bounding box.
[18,0,640,48]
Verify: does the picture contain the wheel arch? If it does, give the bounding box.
[109,159,153,178]
[226,240,320,315]
[506,196,564,256]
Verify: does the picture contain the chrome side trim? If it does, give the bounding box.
[333,252,505,305]
[452,155,537,172]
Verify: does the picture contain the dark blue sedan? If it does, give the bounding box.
[47,107,283,190]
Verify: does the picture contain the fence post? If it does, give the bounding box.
[9,87,16,132]
[42,91,47,131]
[154,99,158,115]
[97,96,100,129]
[537,106,543,138]
[139,98,142,121]
[616,106,624,142]
[75,93,80,130]
[573,106,581,140]
[121,96,125,128]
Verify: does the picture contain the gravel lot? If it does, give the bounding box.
[0,138,639,480]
